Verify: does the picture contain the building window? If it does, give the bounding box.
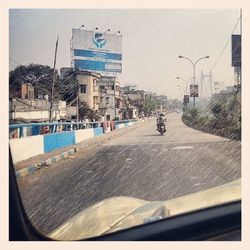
[106,97,110,104]
[80,85,87,93]
[93,96,99,105]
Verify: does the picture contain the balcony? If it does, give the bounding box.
[93,86,99,92]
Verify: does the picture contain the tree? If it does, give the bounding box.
[211,103,222,118]
[79,102,100,121]
[9,64,54,98]
[143,96,158,116]
[9,64,77,102]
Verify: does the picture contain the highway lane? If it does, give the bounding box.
[17,113,241,235]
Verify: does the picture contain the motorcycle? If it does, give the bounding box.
[157,121,166,135]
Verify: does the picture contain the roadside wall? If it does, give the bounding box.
[9,135,44,164]
[10,121,138,164]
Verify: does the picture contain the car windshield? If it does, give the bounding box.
[9,9,241,240]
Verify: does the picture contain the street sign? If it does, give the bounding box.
[190,85,198,97]
[183,95,189,103]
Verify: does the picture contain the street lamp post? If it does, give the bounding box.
[177,76,193,111]
[176,76,188,94]
[177,85,185,112]
[178,55,209,108]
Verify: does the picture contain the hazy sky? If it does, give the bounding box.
[9,9,240,99]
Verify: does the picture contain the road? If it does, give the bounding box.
[17,113,241,235]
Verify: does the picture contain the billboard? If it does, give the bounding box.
[232,35,241,67]
[190,85,198,97]
[71,29,122,73]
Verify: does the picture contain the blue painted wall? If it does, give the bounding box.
[44,131,76,153]
[32,125,40,136]
[93,127,103,137]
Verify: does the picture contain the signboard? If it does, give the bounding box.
[71,29,122,73]
[232,35,241,67]
[190,85,198,97]
[183,95,189,103]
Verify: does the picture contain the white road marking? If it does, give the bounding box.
[172,146,194,150]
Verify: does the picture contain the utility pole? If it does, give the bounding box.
[114,80,117,120]
[240,8,242,36]
[240,8,242,86]
[76,79,79,122]
[49,36,59,122]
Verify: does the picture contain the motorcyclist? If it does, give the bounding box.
[157,113,166,131]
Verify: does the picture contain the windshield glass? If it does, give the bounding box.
[9,9,241,240]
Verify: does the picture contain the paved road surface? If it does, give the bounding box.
[17,113,241,235]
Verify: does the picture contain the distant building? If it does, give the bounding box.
[60,67,73,79]
[21,83,34,99]
[226,86,235,93]
[66,106,77,120]
[214,81,220,94]
[211,85,236,101]
[155,95,168,106]
[75,71,101,111]
[145,91,157,98]
[120,87,146,118]
[9,98,66,122]
[99,76,122,121]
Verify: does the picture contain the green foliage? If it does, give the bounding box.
[9,64,77,102]
[182,92,241,141]
[143,96,158,115]
[197,115,209,127]
[190,108,198,119]
[79,102,100,121]
[9,64,54,98]
[211,103,222,118]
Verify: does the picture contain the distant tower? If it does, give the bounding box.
[200,71,213,97]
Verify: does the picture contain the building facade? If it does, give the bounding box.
[9,98,66,122]
[75,71,101,111]
[21,83,34,99]
[99,76,122,121]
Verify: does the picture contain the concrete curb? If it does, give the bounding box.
[15,148,76,179]
[15,120,150,179]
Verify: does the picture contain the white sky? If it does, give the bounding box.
[9,9,240,99]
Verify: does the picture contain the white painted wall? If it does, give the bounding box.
[9,135,44,164]
[12,110,49,120]
[118,124,125,129]
[75,129,94,144]
[11,110,66,120]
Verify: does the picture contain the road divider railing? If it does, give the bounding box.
[9,119,138,164]
[9,119,137,139]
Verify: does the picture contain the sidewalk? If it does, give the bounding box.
[13,120,150,179]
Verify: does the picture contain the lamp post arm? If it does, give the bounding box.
[194,56,208,67]
[193,56,209,85]
[179,56,195,84]
[181,56,195,67]
[177,78,188,95]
